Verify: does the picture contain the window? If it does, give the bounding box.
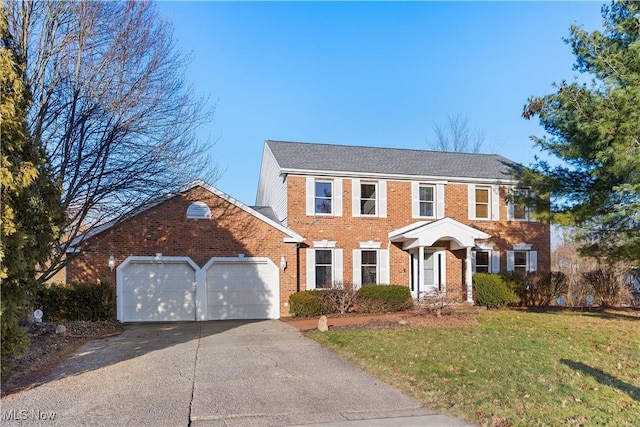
[475,187,490,219]
[509,188,530,221]
[361,250,377,284]
[360,183,377,215]
[315,250,333,288]
[186,201,212,219]
[419,185,435,217]
[475,251,490,273]
[315,181,332,214]
[513,251,528,274]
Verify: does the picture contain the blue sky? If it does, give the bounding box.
[157,1,605,205]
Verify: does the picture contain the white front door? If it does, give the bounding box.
[410,248,446,299]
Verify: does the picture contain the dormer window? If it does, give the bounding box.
[186,201,212,219]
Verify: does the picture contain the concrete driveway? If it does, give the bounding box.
[1,321,472,426]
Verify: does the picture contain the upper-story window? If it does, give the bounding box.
[468,184,499,221]
[508,188,532,221]
[419,185,435,217]
[412,182,444,219]
[352,179,386,218]
[360,182,377,216]
[475,187,490,219]
[315,180,333,214]
[306,177,343,217]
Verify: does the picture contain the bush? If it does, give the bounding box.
[472,273,519,309]
[35,282,115,322]
[507,271,568,306]
[321,281,359,314]
[581,268,631,307]
[289,290,330,317]
[358,285,413,313]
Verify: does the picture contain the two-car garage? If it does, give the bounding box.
[117,256,280,322]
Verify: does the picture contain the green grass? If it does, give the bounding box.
[310,309,640,426]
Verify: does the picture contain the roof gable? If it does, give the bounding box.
[266,140,522,181]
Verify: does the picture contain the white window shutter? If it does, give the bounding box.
[378,180,387,218]
[506,251,514,272]
[352,179,360,217]
[334,178,343,217]
[491,185,500,221]
[411,181,420,218]
[379,249,390,284]
[491,251,501,273]
[468,184,475,219]
[436,184,445,219]
[334,249,344,283]
[306,249,315,290]
[306,177,315,216]
[352,249,362,287]
[529,251,538,272]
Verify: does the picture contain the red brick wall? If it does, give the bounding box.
[288,176,551,300]
[67,186,299,316]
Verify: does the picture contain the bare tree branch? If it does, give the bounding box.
[426,113,489,154]
[7,1,220,281]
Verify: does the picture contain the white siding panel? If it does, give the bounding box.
[256,146,288,223]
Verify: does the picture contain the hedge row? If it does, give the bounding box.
[34,282,115,322]
[288,284,412,317]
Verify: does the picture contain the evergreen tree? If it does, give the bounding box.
[522,0,640,264]
[0,6,65,379]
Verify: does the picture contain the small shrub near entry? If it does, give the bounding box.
[358,285,413,313]
[289,290,330,317]
[321,281,359,314]
[472,273,519,309]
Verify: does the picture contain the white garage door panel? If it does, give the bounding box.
[122,262,196,322]
[206,261,278,320]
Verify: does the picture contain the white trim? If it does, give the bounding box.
[352,249,362,287]
[412,182,437,219]
[279,168,517,185]
[334,249,344,283]
[529,251,538,272]
[334,178,343,217]
[491,251,501,273]
[359,241,382,249]
[378,180,387,218]
[491,185,500,221]
[306,177,315,216]
[352,179,361,217]
[313,239,337,248]
[436,183,445,219]
[306,249,316,290]
[513,243,533,250]
[379,249,390,284]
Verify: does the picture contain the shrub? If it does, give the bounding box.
[507,271,569,306]
[35,282,115,322]
[358,285,413,313]
[472,273,519,309]
[420,289,455,317]
[289,290,331,317]
[581,268,631,307]
[321,281,359,314]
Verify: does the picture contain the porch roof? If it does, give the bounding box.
[388,217,491,250]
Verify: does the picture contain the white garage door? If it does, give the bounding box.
[206,260,279,320]
[120,261,196,322]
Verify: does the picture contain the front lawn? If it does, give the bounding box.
[310,309,639,426]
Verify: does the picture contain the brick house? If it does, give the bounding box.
[256,140,550,302]
[67,140,549,321]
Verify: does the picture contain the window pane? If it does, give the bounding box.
[361,266,377,285]
[475,204,488,219]
[514,204,527,219]
[361,183,376,199]
[420,202,433,217]
[315,182,332,197]
[361,199,376,215]
[419,186,434,202]
[514,251,527,266]
[361,250,377,265]
[315,199,332,214]
[315,250,332,265]
[475,188,489,203]
[476,251,489,266]
[316,266,332,288]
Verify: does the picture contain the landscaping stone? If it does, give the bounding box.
[318,315,329,331]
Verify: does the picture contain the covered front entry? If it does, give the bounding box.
[390,218,490,301]
[409,248,446,298]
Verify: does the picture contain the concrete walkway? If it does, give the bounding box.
[1,321,473,426]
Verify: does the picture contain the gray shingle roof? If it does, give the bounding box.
[250,206,281,224]
[266,140,522,181]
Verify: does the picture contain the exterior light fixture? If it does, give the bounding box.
[108,254,115,271]
[280,256,287,270]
